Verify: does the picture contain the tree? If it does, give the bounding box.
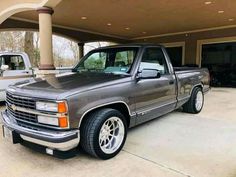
[24,31,35,67]
[33,32,40,67]
[68,41,79,62]
[0,31,24,51]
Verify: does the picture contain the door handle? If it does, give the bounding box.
[169,80,174,85]
[22,71,29,74]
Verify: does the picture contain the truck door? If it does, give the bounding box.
[135,47,177,124]
[0,54,33,100]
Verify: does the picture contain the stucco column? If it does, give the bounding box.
[37,7,55,70]
[78,43,85,59]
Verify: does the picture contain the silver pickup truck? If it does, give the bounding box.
[0,52,72,102]
[1,44,210,159]
[0,52,34,101]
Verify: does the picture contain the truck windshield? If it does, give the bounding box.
[73,47,138,74]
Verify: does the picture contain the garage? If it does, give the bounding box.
[202,42,236,87]
[164,42,185,67]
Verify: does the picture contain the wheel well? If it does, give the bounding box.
[195,84,203,90]
[191,84,203,94]
[79,103,131,128]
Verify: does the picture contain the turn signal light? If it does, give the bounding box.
[59,117,68,128]
[58,102,67,113]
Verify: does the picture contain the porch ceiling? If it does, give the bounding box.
[4,0,236,41]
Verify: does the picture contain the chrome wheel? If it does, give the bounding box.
[99,117,125,154]
[195,91,203,111]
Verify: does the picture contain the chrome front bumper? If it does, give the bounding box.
[1,110,80,151]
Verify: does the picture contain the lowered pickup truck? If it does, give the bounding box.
[1,44,210,159]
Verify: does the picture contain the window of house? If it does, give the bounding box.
[166,47,183,67]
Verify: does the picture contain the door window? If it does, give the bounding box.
[140,47,168,75]
[0,55,25,70]
[0,56,4,67]
[114,50,135,66]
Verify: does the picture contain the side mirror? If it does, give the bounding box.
[1,65,9,71]
[138,69,161,79]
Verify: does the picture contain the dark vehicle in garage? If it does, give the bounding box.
[1,44,210,159]
[202,42,236,87]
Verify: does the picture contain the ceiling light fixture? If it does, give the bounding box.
[204,1,212,5]
[142,31,147,34]
[107,23,112,26]
[218,10,224,14]
[229,18,234,21]
[81,16,87,20]
[125,27,130,30]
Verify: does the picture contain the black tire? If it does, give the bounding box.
[183,87,204,114]
[80,108,127,160]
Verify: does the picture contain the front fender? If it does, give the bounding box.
[77,97,131,127]
[67,94,132,129]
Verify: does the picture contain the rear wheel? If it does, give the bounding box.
[80,108,127,160]
[183,87,204,114]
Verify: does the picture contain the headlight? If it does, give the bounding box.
[38,115,69,128]
[36,101,67,113]
[38,115,59,126]
[36,101,69,128]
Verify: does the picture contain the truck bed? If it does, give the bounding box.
[174,67,199,72]
[174,67,210,108]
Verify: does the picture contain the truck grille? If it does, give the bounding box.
[6,92,35,109]
[6,92,60,130]
[6,92,38,125]
[7,104,37,123]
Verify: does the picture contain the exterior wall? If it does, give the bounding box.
[134,27,236,66]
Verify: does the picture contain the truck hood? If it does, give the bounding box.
[9,72,131,100]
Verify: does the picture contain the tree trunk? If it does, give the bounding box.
[24,32,35,67]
